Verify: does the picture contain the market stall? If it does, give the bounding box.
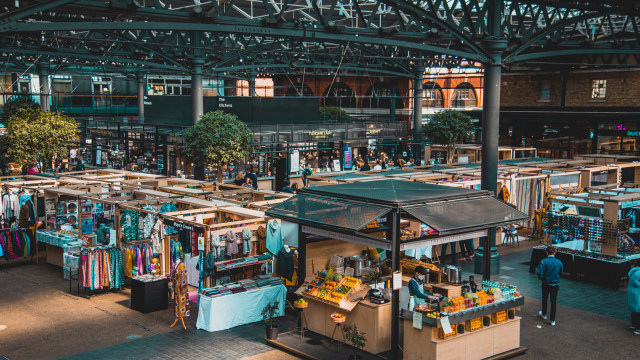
[533,187,640,287]
[159,203,282,332]
[266,180,528,359]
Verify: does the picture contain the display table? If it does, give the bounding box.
[196,284,286,332]
[529,246,635,287]
[303,297,391,354]
[131,277,169,313]
[403,316,521,360]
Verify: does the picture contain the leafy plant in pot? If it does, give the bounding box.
[369,270,381,290]
[343,324,367,360]
[262,301,280,340]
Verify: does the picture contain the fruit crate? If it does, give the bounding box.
[438,324,457,339]
[465,317,484,332]
[491,310,508,324]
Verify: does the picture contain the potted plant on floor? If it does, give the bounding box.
[343,324,367,360]
[262,301,280,340]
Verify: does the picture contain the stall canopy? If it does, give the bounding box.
[266,180,527,244]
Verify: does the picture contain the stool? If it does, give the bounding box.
[294,306,308,339]
[331,322,346,350]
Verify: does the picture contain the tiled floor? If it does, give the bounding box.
[3,245,637,360]
[460,249,631,321]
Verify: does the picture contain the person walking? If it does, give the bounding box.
[536,246,563,326]
[628,263,640,334]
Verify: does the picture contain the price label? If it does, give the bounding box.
[412,311,423,330]
[440,316,453,334]
[198,236,205,251]
[393,271,402,290]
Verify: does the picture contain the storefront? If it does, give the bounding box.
[266,179,528,359]
[249,120,407,177]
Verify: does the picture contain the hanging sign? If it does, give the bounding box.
[440,316,453,334]
[412,311,423,330]
[162,218,205,234]
[198,236,205,251]
[393,271,402,290]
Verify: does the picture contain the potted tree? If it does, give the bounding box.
[343,324,367,360]
[262,301,280,340]
[369,270,382,289]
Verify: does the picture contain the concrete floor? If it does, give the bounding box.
[2,243,638,360]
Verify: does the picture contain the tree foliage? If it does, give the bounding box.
[2,109,80,169]
[319,106,351,122]
[421,109,474,163]
[1,96,40,124]
[183,110,253,180]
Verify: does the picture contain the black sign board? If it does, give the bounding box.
[162,218,205,234]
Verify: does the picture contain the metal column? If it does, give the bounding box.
[390,208,401,359]
[478,43,506,279]
[191,58,204,124]
[413,74,423,141]
[136,73,145,122]
[37,64,50,111]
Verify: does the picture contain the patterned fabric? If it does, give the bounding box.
[160,203,178,234]
[120,209,140,241]
[142,205,158,239]
[172,262,190,318]
[150,219,164,253]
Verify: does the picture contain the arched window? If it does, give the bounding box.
[422,82,444,108]
[286,83,314,97]
[363,82,403,109]
[321,82,356,108]
[452,82,477,108]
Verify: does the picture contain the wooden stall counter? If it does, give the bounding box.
[403,316,521,360]
[301,296,391,354]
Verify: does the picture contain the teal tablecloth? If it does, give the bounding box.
[196,284,286,332]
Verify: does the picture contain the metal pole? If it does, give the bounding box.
[390,208,401,360]
[37,63,50,112]
[136,73,145,123]
[191,58,204,124]
[413,72,423,162]
[480,45,505,280]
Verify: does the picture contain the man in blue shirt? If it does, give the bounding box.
[408,266,432,306]
[536,246,564,326]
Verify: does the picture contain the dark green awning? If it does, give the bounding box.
[266,194,390,231]
[403,197,528,235]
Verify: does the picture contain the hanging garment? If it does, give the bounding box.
[120,209,140,241]
[225,230,239,256]
[160,203,178,234]
[172,261,190,318]
[142,205,158,239]
[276,247,295,281]
[178,229,191,254]
[210,233,221,257]
[242,228,252,255]
[201,252,216,277]
[191,232,199,257]
[150,219,164,253]
[256,225,267,253]
[266,220,283,255]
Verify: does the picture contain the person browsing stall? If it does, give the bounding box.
[536,246,563,326]
[408,266,433,305]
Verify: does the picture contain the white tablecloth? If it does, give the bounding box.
[196,285,286,332]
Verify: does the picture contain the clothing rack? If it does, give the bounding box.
[80,244,116,254]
